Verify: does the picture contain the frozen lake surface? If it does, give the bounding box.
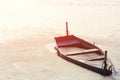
[0,0,120,80]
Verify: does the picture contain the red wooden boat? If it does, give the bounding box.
[54,22,112,75]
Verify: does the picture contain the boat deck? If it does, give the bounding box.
[58,47,102,57]
[58,47,105,68]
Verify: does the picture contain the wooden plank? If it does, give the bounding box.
[66,48,99,56]
[58,47,85,54]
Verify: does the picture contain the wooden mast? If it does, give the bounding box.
[66,22,69,36]
[104,51,108,70]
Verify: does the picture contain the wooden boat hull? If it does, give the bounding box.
[54,35,112,76]
[54,22,112,76]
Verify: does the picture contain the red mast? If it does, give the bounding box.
[66,22,69,36]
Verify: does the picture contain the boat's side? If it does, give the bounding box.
[55,47,112,76]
